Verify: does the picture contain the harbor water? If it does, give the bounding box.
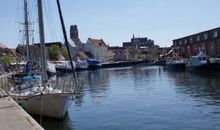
[40,65,220,130]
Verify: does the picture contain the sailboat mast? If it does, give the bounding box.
[24,0,30,61]
[56,0,76,79]
[37,0,47,83]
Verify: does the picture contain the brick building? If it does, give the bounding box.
[173,27,220,58]
[123,35,154,50]
[123,35,154,55]
[108,46,129,61]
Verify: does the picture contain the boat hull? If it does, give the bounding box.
[87,59,102,69]
[76,63,88,71]
[166,63,185,70]
[186,63,220,71]
[46,61,56,77]
[55,61,76,74]
[47,70,56,77]
[11,93,73,119]
[88,64,102,69]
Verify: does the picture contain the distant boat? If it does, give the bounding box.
[55,61,76,73]
[165,51,185,70]
[87,59,102,69]
[186,51,220,71]
[76,57,88,71]
[166,57,185,70]
[46,61,56,76]
[166,59,185,70]
[17,61,56,77]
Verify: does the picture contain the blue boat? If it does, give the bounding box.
[87,59,102,69]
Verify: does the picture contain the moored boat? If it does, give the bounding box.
[46,61,56,77]
[186,51,220,71]
[166,53,185,70]
[166,58,185,70]
[76,57,88,71]
[55,61,76,73]
[9,0,79,119]
[9,80,75,118]
[87,59,102,69]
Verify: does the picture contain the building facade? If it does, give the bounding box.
[173,27,220,57]
[84,38,110,62]
[109,46,129,61]
[122,35,155,60]
[123,36,154,50]
[123,36,154,55]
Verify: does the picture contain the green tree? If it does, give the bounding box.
[61,47,68,60]
[0,54,12,65]
[47,45,60,61]
[151,45,159,59]
[137,54,146,60]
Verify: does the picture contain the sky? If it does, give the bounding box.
[0,0,220,48]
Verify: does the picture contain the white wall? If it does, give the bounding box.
[84,39,109,62]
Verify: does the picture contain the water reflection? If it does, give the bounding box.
[37,113,74,130]
[42,66,220,130]
[165,69,220,105]
[85,69,110,94]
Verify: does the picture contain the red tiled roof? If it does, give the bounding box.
[0,42,7,49]
[88,38,107,47]
[9,48,19,57]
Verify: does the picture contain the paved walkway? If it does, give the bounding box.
[0,89,43,130]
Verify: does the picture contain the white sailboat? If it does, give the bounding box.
[46,61,56,76]
[76,57,88,70]
[9,0,79,118]
[55,60,76,72]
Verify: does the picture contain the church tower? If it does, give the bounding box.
[70,25,79,44]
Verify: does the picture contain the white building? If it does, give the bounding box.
[84,38,110,62]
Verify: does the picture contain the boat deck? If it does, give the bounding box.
[0,88,43,130]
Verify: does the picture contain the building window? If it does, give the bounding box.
[196,35,200,41]
[213,31,218,38]
[179,40,182,45]
[190,37,193,43]
[184,39,187,44]
[174,41,178,46]
[210,42,215,56]
[203,33,208,40]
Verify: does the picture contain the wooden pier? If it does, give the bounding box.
[0,73,43,130]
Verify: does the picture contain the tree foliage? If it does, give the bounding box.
[0,54,12,65]
[151,45,159,58]
[61,47,68,60]
[47,45,61,61]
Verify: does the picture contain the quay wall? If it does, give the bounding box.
[102,60,150,68]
